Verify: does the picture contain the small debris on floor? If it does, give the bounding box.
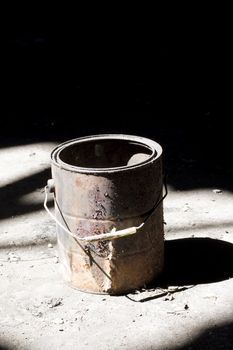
[212,189,222,194]
[203,295,217,300]
[52,318,64,325]
[168,286,183,292]
[46,297,63,308]
[184,304,189,310]
[47,243,53,248]
[164,293,174,301]
[183,203,191,212]
[31,310,43,318]
[8,252,21,262]
[26,305,43,318]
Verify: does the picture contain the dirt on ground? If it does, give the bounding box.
[1,141,233,350]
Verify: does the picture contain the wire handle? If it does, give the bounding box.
[44,183,143,242]
[44,177,167,243]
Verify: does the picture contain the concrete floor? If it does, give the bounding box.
[1,141,233,350]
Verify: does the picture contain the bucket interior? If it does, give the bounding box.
[58,139,154,169]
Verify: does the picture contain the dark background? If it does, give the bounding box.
[3,14,232,191]
[2,13,233,350]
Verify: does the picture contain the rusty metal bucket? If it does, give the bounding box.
[44,134,164,294]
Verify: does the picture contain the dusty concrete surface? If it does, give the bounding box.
[1,141,233,350]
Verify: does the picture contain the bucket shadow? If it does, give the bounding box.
[126,237,233,302]
[153,237,233,287]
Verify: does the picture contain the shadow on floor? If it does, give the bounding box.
[126,237,233,303]
[132,320,233,350]
[2,121,233,194]
[174,321,233,350]
[0,344,12,350]
[153,237,233,288]
[0,168,53,220]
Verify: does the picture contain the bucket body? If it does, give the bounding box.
[51,134,164,294]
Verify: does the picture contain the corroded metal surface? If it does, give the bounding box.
[51,134,164,294]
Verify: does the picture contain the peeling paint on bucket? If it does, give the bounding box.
[49,134,164,294]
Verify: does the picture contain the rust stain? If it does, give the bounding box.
[51,135,164,294]
[75,176,83,187]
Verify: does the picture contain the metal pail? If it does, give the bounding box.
[45,134,164,294]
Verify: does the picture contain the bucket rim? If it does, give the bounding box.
[51,134,162,174]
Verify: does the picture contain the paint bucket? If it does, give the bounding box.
[45,134,164,294]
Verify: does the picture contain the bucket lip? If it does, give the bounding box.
[51,134,162,174]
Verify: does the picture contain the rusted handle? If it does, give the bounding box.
[44,180,144,242]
